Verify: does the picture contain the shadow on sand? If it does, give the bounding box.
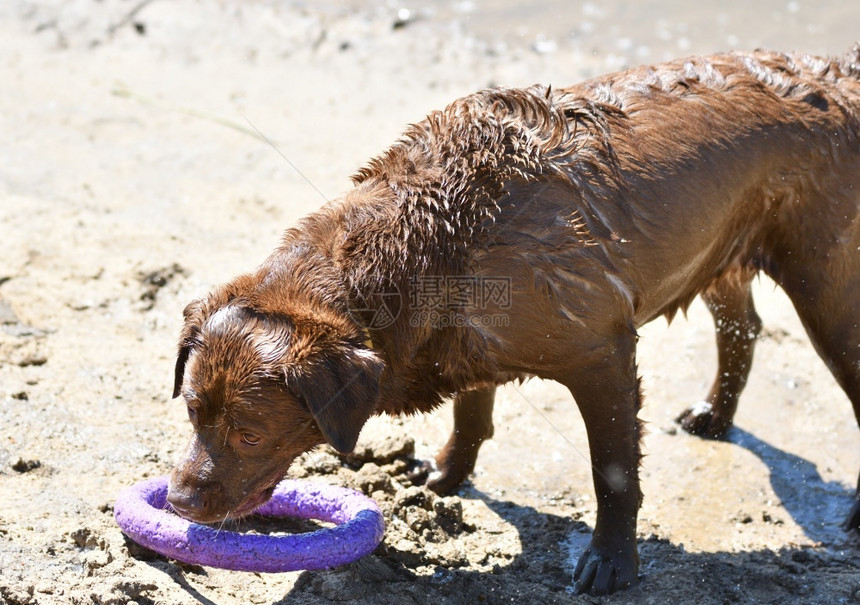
[280,431,858,603]
[727,426,856,543]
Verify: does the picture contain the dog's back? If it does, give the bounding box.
[348,47,859,377]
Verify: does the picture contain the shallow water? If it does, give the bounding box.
[329,0,858,61]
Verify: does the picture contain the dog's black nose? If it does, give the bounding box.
[166,483,207,519]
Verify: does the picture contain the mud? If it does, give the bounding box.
[1,1,858,604]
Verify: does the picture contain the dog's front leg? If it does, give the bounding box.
[561,334,642,595]
[677,274,761,438]
[425,386,496,494]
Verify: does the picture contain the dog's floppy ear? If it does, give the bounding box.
[173,300,205,399]
[292,348,384,454]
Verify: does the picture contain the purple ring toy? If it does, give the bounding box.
[114,477,385,572]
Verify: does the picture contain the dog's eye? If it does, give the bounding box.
[241,432,260,446]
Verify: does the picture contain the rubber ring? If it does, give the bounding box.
[114,477,385,572]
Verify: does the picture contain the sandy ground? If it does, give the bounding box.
[1,1,858,603]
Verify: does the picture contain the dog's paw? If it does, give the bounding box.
[413,444,478,495]
[406,460,465,495]
[404,459,434,487]
[424,464,469,496]
[676,401,730,439]
[572,541,639,595]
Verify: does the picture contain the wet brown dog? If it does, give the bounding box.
[168,46,860,594]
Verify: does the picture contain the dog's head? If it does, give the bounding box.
[166,295,383,523]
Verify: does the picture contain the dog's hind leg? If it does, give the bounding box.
[781,278,860,532]
[768,194,860,532]
[424,385,496,495]
[676,269,762,438]
[782,277,860,533]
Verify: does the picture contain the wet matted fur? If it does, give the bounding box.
[168,46,860,595]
